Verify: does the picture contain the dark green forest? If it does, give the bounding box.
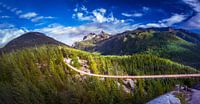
[0,45,199,104]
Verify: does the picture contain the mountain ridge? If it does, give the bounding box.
[73,27,200,69]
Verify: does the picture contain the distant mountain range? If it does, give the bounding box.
[74,27,200,69]
[0,32,68,52]
[1,28,200,69]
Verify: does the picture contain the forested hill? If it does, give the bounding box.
[0,32,68,53]
[0,45,199,104]
[74,27,200,69]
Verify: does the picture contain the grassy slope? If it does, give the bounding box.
[0,45,199,104]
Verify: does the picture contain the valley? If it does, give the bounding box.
[0,30,199,104]
[1,0,200,103]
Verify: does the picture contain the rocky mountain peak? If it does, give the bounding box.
[83,33,96,40]
[82,31,110,41]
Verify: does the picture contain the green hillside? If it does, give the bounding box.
[74,29,200,69]
[0,45,199,104]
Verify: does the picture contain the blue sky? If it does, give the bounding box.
[0,0,200,46]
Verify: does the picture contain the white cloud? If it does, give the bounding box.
[73,7,123,23]
[81,5,87,11]
[92,8,108,23]
[0,28,26,47]
[15,10,23,15]
[0,23,28,47]
[73,5,88,13]
[159,14,187,26]
[31,16,44,22]
[75,12,93,21]
[1,2,54,23]
[98,8,106,14]
[182,0,200,29]
[1,2,55,23]
[31,16,54,22]
[127,19,135,22]
[121,12,143,17]
[19,12,38,19]
[13,8,54,22]
[0,23,14,29]
[183,0,200,12]
[139,14,187,28]
[74,8,78,12]
[139,23,167,28]
[35,24,87,45]
[143,7,150,11]
[0,3,23,16]
[11,8,17,12]
[0,16,10,19]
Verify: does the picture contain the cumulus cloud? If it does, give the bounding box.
[73,6,124,23]
[121,12,143,17]
[182,0,200,29]
[92,8,108,23]
[19,12,38,19]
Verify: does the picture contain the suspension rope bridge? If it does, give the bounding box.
[65,60,200,79]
